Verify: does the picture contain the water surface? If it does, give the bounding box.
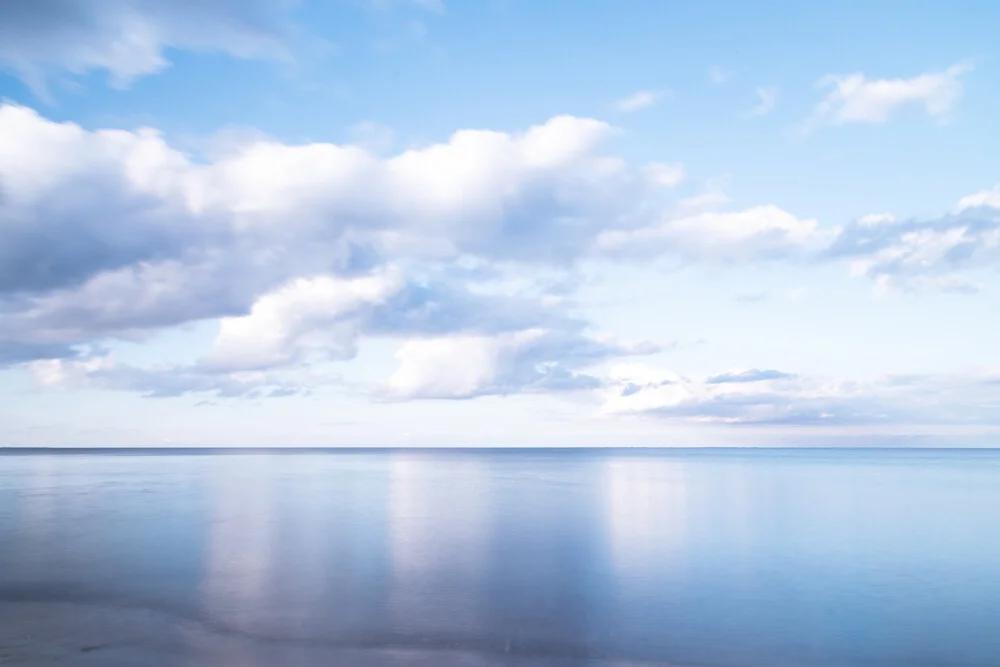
[1,448,999,666]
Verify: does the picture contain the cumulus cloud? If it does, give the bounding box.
[805,62,971,129]
[28,314,663,400]
[386,330,660,400]
[0,0,298,96]
[602,364,1000,426]
[615,90,664,112]
[0,105,221,294]
[204,269,405,371]
[201,265,595,374]
[196,113,628,263]
[6,103,823,380]
[595,205,824,261]
[958,184,1000,211]
[826,204,1000,293]
[25,102,993,408]
[0,105,641,364]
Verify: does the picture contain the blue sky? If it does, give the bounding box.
[2,0,1000,447]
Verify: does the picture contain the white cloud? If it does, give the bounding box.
[857,213,897,226]
[806,62,971,128]
[26,322,663,400]
[0,0,297,96]
[615,90,664,112]
[708,66,731,84]
[751,86,778,116]
[643,162,685,188]
[386,330,660,400]
[203,113,625,261]
[958,184,1000,211]
[675,187,731,215]
[827,205,1000,293]
[595,205,824,261]
[205,269,405,371]
[387,331,539,399]
[9,102,818,383]
[0,105,641,366]
[25,101,1000,410]
[602,364,1000,426]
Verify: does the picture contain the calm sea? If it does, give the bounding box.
[1,448,999,666]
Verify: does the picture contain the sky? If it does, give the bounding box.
[2,0,1000,448]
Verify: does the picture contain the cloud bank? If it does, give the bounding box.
[3,101,999,429]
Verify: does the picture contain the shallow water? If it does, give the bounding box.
[1,448,999,666]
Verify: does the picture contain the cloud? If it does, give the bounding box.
[201,265,592,374]
[615,90,664,112]
[0,0,299,96]
[602,364,1000,426]
[751,86,778,116]
[958,184,1000,211]
[676,187,731,215]
[825,204,1000,293]
[347,121,396,154]
[806,62,971,129]
[28,311,664,401]
[643,162,685,188]
[708,66,730,84]
[0,105,222,295]
[707,369,795,384]
[7,103,826,381]
[735,292,768,303]
[0,105,644,364]
[595,205,824,262]
[386,330,660,400]
[26,102,988,408]
[204,269,405,372]
[28,353,321,398]
[13,246,661,399]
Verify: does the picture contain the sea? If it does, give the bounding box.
[1,447,999,666]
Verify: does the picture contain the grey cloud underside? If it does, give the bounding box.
[0,0,297,91]
[606,371,1000,426]
[85,365,314,399]
[706,369,796,384]
[0,175,210,294]
[40,291,650,399]
[387,331,659,401]
[824,206,1000,288]
[479,336,658,397]
[635,395,909,426]
[0,237,387,365]
[0,341,79,366]
[368,283,578,337]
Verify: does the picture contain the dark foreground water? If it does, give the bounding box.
[1,448,999,667]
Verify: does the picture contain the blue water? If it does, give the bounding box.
[1,448,999,666]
